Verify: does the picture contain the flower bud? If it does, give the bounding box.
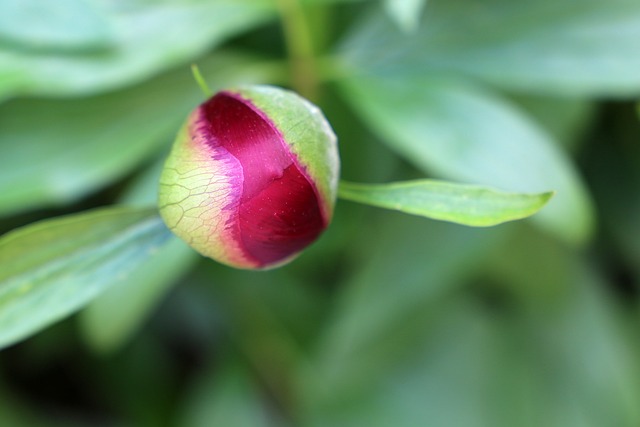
[158,85,339,269]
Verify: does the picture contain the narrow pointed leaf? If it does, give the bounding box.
[339,180,553,226]
[0,207,170,349]
[339,76,594,243]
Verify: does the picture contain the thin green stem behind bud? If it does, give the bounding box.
[191,64,212,98]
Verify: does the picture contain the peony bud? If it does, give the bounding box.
[158,85,339,269]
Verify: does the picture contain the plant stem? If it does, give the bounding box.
[276,0,319,100]
[190,64,212,98]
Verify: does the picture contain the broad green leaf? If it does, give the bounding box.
[304,228,640,427]
[512,95,595,151]
[0,0,275,100]
[338,0,640,97]
[80,235,198,353]
[486,229,640,427]
[299,212,507,411]
[0,53,285,217]
[338,180,553,226]
[339,76,594,243]
[80,157,200,353]
[304,299,502,427]
[307,286,640,427]
[0,0,112,52]
[0,207,170,349]
[383,0,427,33]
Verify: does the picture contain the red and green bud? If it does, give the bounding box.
[158,85,339,269]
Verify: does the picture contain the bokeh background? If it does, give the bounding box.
[1,0,640,426]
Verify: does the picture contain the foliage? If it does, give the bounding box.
[0,0,639,426]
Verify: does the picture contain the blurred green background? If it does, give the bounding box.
[1,0,640,426]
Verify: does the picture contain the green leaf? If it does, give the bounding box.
[0,0,112,52]
[339,76,594,244]
[79,156,200,353]
[339,0,640,97]
[80,234,198,353]
[338,180,553,226]
[304,227,640,427]
[299,213,507,413]
[485,229,640,427]
[383,0,427,33]
[0,53,284,217]
[0,207,170,350]
[304,299,501,427]
[0,0,275,100]
[511,95,595,151]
